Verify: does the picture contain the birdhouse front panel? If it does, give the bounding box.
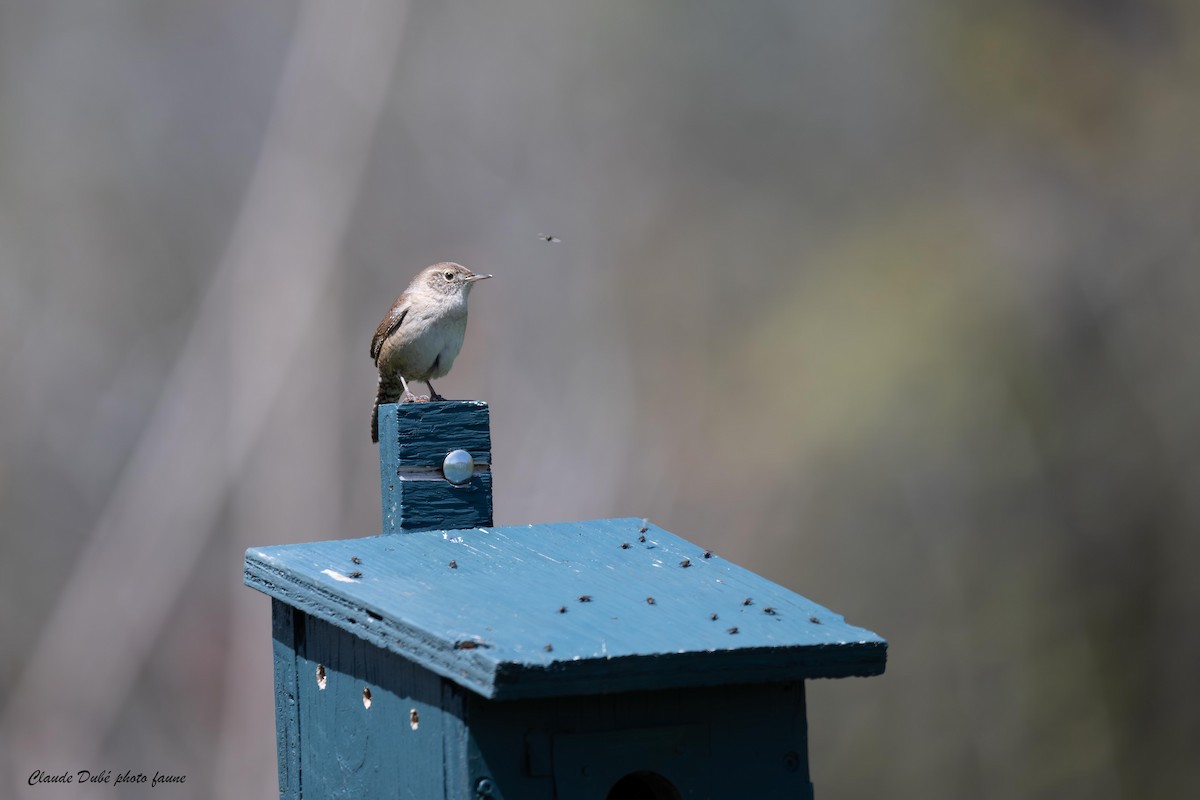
[461,680,812,798]
[269,601,815,799]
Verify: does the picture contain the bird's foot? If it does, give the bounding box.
[429,391,446,402]
[400,391,421,403]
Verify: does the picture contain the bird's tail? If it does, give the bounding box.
[371,393,381,444]
[372,372,404,443]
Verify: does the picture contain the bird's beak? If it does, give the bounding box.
[466,273,493,282]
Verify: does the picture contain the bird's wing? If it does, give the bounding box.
[371,294,409,362]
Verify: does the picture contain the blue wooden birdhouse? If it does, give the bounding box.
[245,402,886,799]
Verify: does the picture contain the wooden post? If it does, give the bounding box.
[376,401,492,533]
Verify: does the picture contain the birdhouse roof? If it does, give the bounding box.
[244,518,886,700]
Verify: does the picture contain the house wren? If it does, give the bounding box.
[370,262,492,443]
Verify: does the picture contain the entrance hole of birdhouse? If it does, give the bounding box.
[606,770,682,800]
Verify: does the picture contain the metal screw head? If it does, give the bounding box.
[474,777,496,797]
[442,449,475,484]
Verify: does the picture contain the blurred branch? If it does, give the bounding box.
[2,1,406,795]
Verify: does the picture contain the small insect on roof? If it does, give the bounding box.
[244,518,887,700]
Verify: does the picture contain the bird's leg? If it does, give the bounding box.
[399,375,420,403]
[425,380,446,402]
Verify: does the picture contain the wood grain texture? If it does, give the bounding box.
[382,473,493,534]
[377,401,492,533]
[377,400,491,466]
[245,518,887,700]
[271,600,303,799]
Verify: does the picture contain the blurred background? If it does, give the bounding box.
[2,1,1197,797]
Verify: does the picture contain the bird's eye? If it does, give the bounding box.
[444,271,455,281]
